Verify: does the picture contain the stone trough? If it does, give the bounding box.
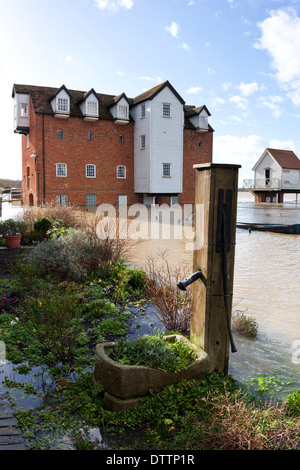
[94,335,210,411]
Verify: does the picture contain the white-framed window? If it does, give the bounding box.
[117,165,126,179]
[140,135,146,149]
[162,103,171,117]
[118,105,128,119]
[20,103,28,117]
[86,164,96,178]
[86,193,96,207]
[117,194,127,206]
[56,163,67,177]
[57,194,68,206]
[86,101,98,116]
[162,163,171,177]
[56,97,69,113]
[140,103,146,119]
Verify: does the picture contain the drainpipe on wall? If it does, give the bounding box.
[42,114,45,204]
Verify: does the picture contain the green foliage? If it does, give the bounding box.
[285,391,300,417]
[0,218,28,236]
[29,228,108,281]
[107,331,197,372]
[33,217,52,233]
[19,290,85,364]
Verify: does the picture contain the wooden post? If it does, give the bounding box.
[190,163,240,374]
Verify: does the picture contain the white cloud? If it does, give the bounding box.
[222,82,233,91]
[255,8,300,105]
[165,22,180,38]
[139,76,162,82]
[213,134,266,182]
[237,81,260,96]
[94,0,133,12]
[59,55,78,64]
[209,96,225,108]
[258,95,284,118]
[268,139,296,151]
[181,42,190,50]
[229,95,249,110]
[185,86,203,94]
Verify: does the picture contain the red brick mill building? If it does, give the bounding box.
[12,80,213,208]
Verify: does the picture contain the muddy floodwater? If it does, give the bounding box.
[126,192,300,389]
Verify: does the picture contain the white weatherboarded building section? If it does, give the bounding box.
[131,83,184,199]
[251,148,300,190]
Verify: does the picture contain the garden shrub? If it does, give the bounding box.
[33,217,52,233]
[29,228,120,281]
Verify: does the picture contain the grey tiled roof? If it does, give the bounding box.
[12,81,212,130]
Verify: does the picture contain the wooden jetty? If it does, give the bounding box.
[0,392,27,450]
[237,222,300,234]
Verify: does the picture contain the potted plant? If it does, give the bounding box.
[0,219,28,248]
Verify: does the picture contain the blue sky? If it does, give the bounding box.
[1,0,300,186]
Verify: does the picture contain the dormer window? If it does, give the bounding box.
[118,105,128,120]
[86,100,98,116]
[50,85,71,119]
[57,97,69,113]
[109,93,130,125]
[199,113,208,130]
[79,89,99,121]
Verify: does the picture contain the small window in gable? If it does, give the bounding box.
[162,103,171,117]
[140,103,146,119]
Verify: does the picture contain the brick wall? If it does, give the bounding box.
[181,128,213,204]
[22,101,213,208]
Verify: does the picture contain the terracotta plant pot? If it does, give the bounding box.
[5,235,22,249]
[94,334,210,411]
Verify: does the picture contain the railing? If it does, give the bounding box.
[243,179,300,191]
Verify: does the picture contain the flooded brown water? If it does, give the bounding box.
[126,193,300,388]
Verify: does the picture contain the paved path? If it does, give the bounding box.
[0,392,27,450]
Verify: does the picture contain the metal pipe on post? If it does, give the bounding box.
[189,163,240,374]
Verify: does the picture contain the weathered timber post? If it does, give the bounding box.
[190,163,240,374]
